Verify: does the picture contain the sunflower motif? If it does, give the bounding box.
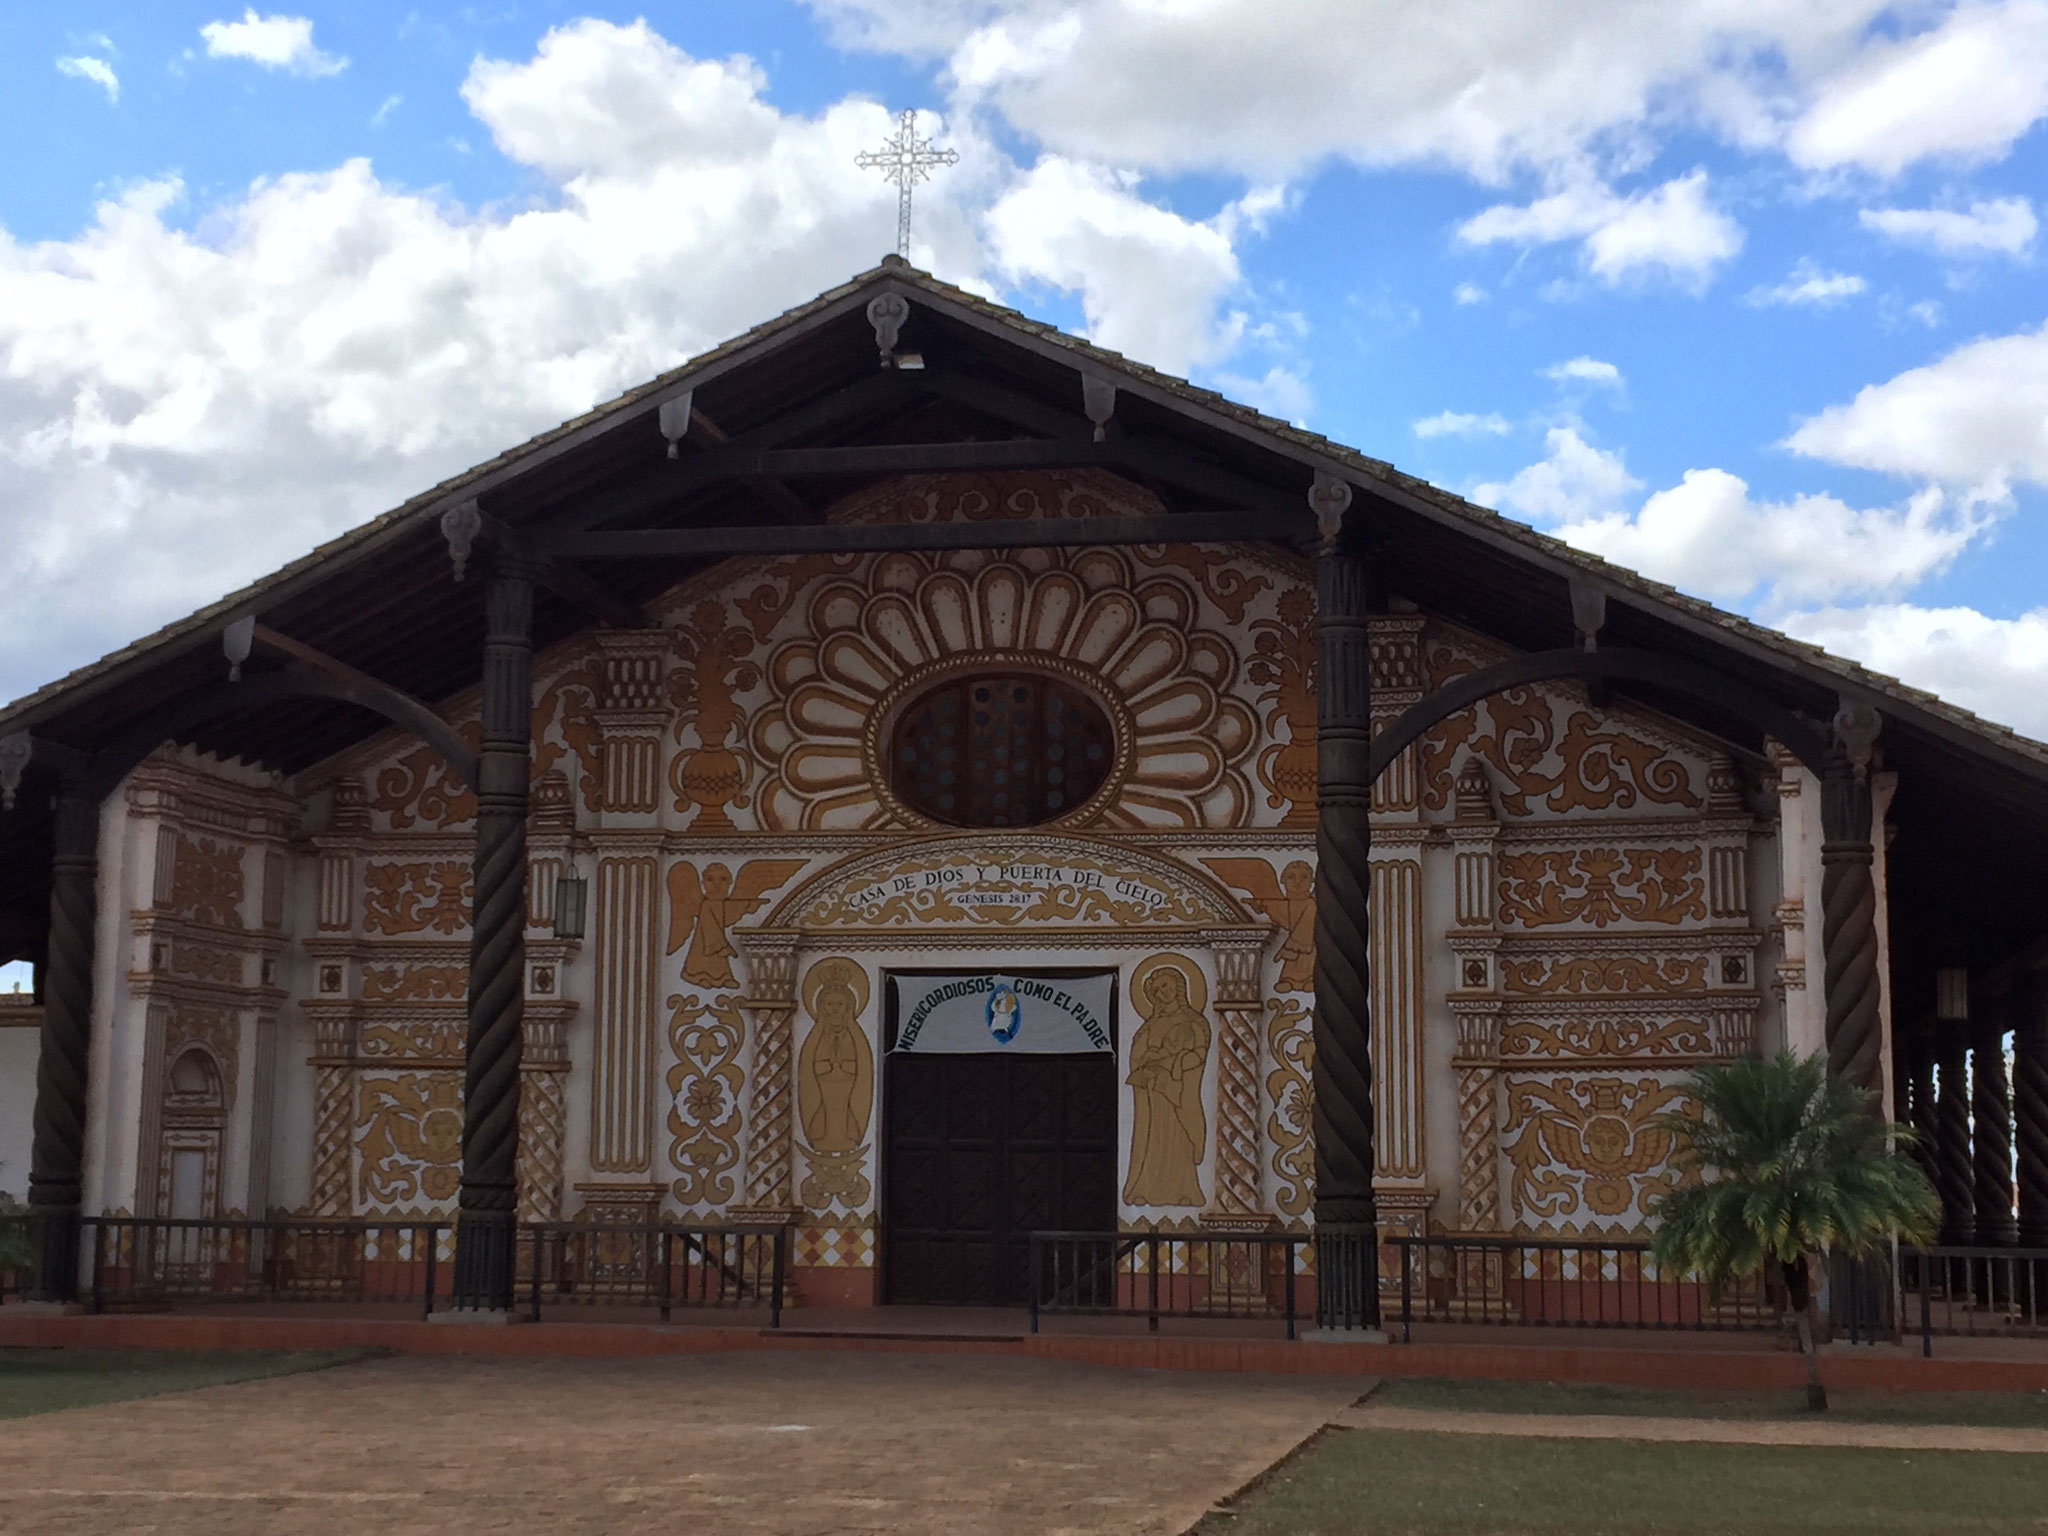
[747,546,1261,830]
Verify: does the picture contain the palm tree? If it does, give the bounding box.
[1649,1050,1939,1411]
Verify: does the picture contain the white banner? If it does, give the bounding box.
[891,972,1116,1054]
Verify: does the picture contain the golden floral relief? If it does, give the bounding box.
[359,1022,465,1060]
[797,959,875,1212]
[1203,858,1316,993]
[169,835,246,928]
[1499,955,1709,995]
[1123,955,1211,1209]
[667,601,762,828]
[530,660,607,815]
[1247,587,1317,826]
[1421,641,1701,818]
[360,965,467,1002]
[1500,1017,1715,1060]
[363,862,472,936]
[666,859,808,989]
[357,1073,463,1208]
[370,739,478,830]
[665,992,746,1207]
[1264,998,1314,1218]
[1503,1075,1689,1227]
[1497,847,1706,928]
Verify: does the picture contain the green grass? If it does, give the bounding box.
[1197,1428,2048,1535]
[0,1347,383,1419]
[1369,1375,2048,1429]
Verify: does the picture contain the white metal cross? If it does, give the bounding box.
[856,110,959,258]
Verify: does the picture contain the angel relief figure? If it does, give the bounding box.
[668,601,762,829]
[666,859,807,989]
[1202,858,1315,993]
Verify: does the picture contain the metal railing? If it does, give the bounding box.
[11,1216,788,1325]
[520,1222,786,1326]
[0,1210,36,1303]
[1028,1230,1308,1338]
[1391,1234,1783,1340]
[1905,1245,2048,1356]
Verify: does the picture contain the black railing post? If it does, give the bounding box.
[88,1219,104,1314]
[1029,1234,1041,1335]
[770,1225,785,1329]
[1148,1235,1160,1333]
[422,1224,438,1320]
[1918,1249,1933,1357]
[530,1227,543,1324]
[1399,1238,1412,1343]
[1284,1238,1297,1342]
[659,1229,673,1323]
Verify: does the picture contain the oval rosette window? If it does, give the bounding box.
[889,673,1116,828]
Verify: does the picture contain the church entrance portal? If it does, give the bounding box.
[879,969,1118,1306]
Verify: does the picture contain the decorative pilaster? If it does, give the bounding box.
[2014,970,2048,1248]
[454,549,535,1310]
[1933,970,1974,1246]
[733,931,800,1220]
[1820,703,1883,1095]
[27,786,101,1300]
[593,630,671,816]
[1973,990,2017,1247]
[1308,474,1379,1331]
[588,855,660,1173]
[1204,933,1271,1226]
[1450,1004,1504,1231]
[518,1010,571,1222]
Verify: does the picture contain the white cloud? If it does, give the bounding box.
[1745,259,1866,307]
[1458,172,1742,288]
[1780,603,2048,740]
[1452,282,1487,304]
[56,56,119,102]
[1545,356,1623,387]
[0,19,1286,703]
[1788,320,2048,489]
[983,158,1251,373]
[200,10,347,76]
[1475,426,1640,523]
[1475,430,1987,607]
[1860,197,2038,257]
[1559,473,1987,606]
[370,94,401,128]
[1788,0,2048,175]
[813,0,2048,189]
[1413,410,1510,438]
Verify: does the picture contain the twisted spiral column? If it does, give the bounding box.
[2014,973,2048,1248]
[1819,733,1882,1097]
[26,789,100,1300]
[1209,1005,1264,1217]
[454,553,534,1310]
[1973,1000,2017,1247]
[309,1064,354,1215]
[1309,492,1379,1331]
[739,1007,797,1211]
[1935,1038,1975,1246]
[1906,1034,1939,1194]
[517,1069,568,1223]
[1455,1065,1499,1231]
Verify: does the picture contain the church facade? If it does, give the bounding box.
[5,261,2045,1317]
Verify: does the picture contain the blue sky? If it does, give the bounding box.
[2,0,2045,748]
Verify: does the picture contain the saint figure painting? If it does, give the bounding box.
[1122,954,1211,1208]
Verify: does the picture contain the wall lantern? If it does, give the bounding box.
[553,875,589,941]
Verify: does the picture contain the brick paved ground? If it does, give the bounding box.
[0,1351,1368,1535]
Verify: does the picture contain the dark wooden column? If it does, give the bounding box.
[1308,476,1379,1331]
[1972,990,2017,1247]
[453,547,535,1310]
[1933,971,1974,1246]
[1820,704,1883,1095]
[2014,969,2048,1248]
[25,786,100,1300]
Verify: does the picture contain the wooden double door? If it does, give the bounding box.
[881,1050,1116,1306]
